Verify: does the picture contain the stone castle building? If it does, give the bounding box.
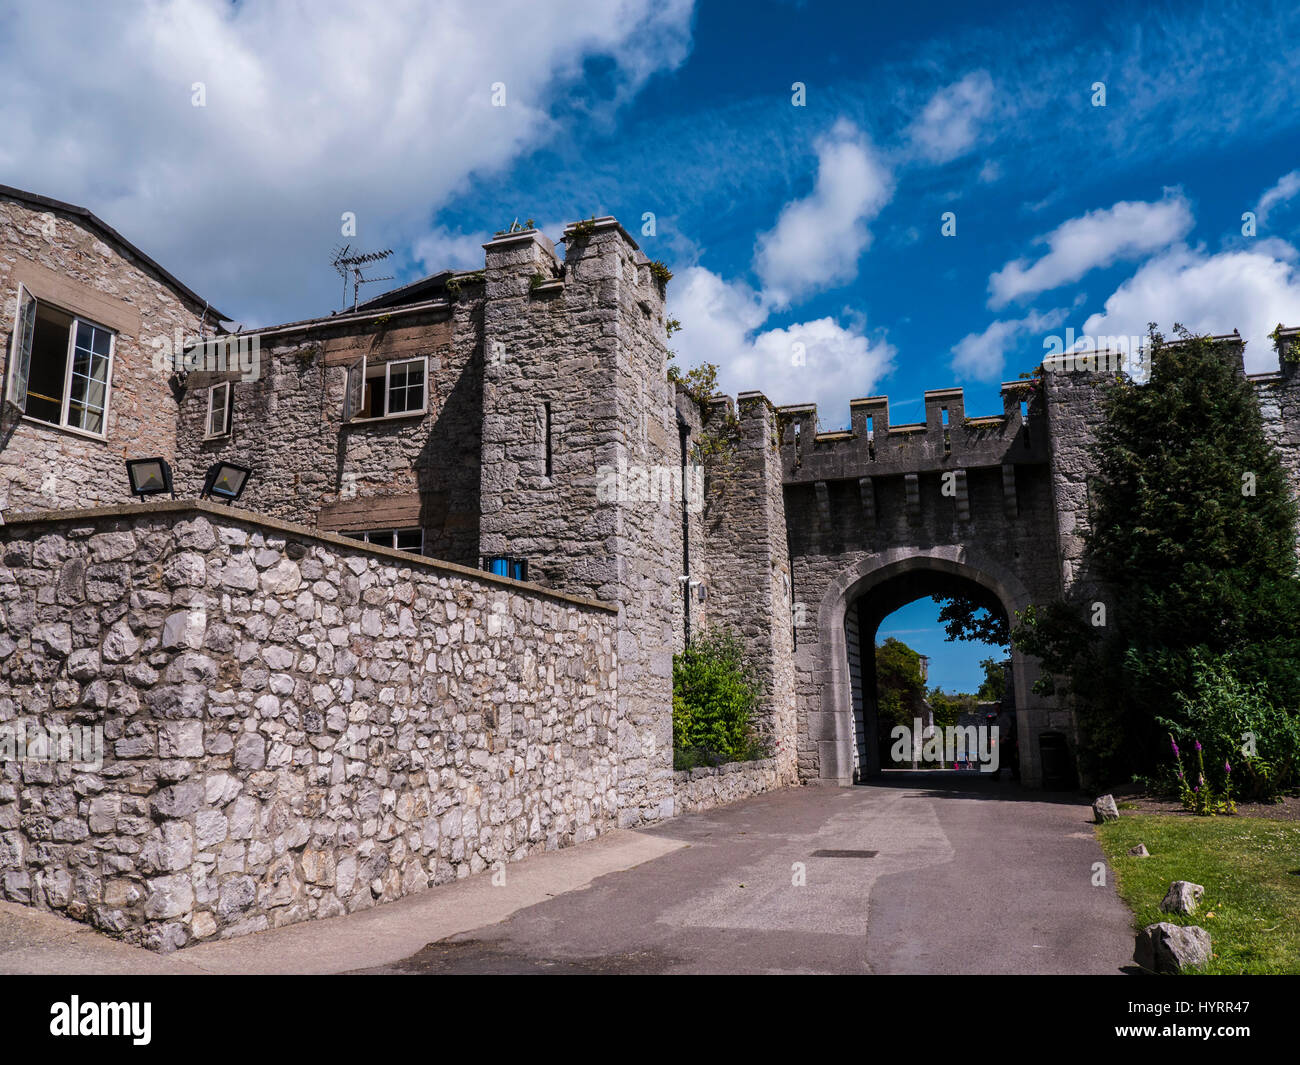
[2,182,1298,948]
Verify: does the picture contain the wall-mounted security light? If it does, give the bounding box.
[200,461,253,503]
[125,457,174,499]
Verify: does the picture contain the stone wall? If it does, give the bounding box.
[672,386,709,648]
[1043,364,1121,606]
[698,393,798,783]
[1252,334,1300,554]
[672,757,783,816]
[0,502,617,950]
[0,192,209,515]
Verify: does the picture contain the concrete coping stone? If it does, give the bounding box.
[0,499,617,615]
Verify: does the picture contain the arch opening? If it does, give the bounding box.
[849,569,1011,781]
[812,547,1057,787]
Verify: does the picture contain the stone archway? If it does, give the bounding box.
[809,546,1051,786]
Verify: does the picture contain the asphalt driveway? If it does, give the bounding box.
[362,773,1135,975]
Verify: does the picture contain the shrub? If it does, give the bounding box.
[672,630,765,768]
[1158,652,1300,803]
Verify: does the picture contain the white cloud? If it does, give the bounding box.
[950,308,1067,383]
[906,70,995,164]
[752,119,893,309]
[1081,240,1300,373]
[669,266,894,427]
[1256,170,1300,228]
[988,194,1194,308]
[0,0,695,324]
[413,227,493,273]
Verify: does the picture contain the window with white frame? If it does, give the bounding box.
[346,356,427,420]
[205,381,233,438]
[341,527,424,554]
[5,285,115,437]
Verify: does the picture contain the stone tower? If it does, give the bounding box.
[478,219,680,825]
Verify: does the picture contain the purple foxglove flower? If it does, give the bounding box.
[1195,740,1202,752]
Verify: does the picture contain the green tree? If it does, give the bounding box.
[1014,327,1300,787]
[874,638,926,728]
[928,687,977,728]
[931,593,1010,648]
[977,657,1007,702]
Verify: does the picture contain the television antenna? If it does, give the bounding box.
[331,244,395,311]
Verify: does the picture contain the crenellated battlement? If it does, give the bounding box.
[753,380,1043,484]
[1248,325,1300,386]
[717,327,1300,490]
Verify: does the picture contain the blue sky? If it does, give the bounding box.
[877,599,1003,694]
[4,0,1300,686]
[419,0,1300,423]
[3,0,1299,425]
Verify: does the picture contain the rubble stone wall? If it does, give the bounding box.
[0,502,617,950]
[672,757,782,815]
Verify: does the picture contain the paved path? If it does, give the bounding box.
[0,831,686,975]
[0,775,1135,975]
[362,773,1134,974]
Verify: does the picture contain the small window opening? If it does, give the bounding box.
[543,401,553,478]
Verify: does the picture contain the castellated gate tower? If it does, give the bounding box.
[3,184,1300,948]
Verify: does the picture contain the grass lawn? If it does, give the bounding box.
[1097,815,1300,974]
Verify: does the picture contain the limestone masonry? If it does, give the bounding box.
[1,504,615,949]
[2,183,1299,948]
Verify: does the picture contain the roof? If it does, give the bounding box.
[229,297,453,341]
[0,183,226,321]
[355,270,456,311]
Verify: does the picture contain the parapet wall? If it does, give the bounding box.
[777,381,1042,483]
[0,502,618,950]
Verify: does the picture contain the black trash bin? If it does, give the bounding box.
[1038,731,1077,791]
